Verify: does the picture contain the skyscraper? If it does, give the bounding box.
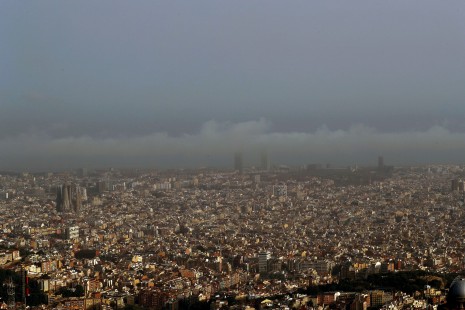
[260,151,269,171]
[258,252,270,274]
[234,152,243,173]
[77,168,88,178]
[56,184,82,213]
[378,156,384,169]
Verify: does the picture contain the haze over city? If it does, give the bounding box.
[1,1,465,171]
[5,2,465,309]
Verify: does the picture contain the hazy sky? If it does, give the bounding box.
[1,1,465,171]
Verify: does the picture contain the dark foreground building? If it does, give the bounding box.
[440,277,465,309]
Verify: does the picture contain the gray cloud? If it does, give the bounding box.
[1,1,465,170]
[1,119,464,171]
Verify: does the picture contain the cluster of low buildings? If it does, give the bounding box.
[1,164,465,309]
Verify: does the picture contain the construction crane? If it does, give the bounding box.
[3,277,15,310]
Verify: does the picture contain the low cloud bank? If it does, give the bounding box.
[1,119,464,171]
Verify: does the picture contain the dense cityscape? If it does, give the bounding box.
[2,156,465,309]
[3,0,465,309]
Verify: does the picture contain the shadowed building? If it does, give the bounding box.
[447,277,465,309]
[258,252,270,274]
[56,184,82,213]
[439,277,465,309]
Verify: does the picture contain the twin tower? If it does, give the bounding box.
[56,184,82,213]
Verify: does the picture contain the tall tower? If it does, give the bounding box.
[56,185,70,212]
[77,168,88,178]
[72,185,82,212]
[234,152,243,174]
[378,156,384,169]
[56,184,82,213]
[56,186,63,212]
[62,185,71,211]
[260,151,269,171]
